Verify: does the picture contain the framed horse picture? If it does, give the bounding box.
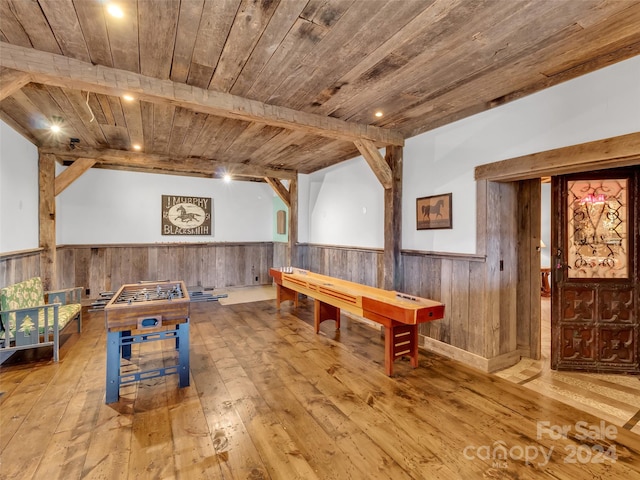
[416,193,452,230]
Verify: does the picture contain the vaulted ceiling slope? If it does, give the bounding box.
[1,0,639,181]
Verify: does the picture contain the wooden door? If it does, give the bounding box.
[551,167,639,373]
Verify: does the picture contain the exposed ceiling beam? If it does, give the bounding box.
[0,110,35,143]
[0,67,30,101]
[354,139,392,189]
[265,177,290,207]
[54,157,96,196]
[40,147,297,181]
[0,42,404,147]
[475,131,640,182]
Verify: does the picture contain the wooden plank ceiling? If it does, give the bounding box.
[1,0,639,182]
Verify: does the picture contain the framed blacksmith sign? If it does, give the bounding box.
[162,195,212,235]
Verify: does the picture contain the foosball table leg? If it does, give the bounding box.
[121,330,131,359]
[177,321,190,388]
[106,331,121,403]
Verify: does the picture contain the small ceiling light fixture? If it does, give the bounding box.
[49,116,64,133]
[223,174,231,183]
[122,94,135,102]
[107,4,124,18]
[374,111,384,118]
[132,144,141,151]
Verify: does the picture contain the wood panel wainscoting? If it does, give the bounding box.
[54,242,274,296]
[0,248,42,287]
[301,243,385,289]
[272,242,290,273]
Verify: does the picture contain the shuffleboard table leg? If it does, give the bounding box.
[409,325,419,369]
[314,299,340,334]
[275,283,298,308]
[384,326,394,376]
[384,324,419,376]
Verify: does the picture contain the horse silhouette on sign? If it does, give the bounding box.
[176,205,201,223]
[421,199,445,219]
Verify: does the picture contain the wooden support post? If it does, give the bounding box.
[39,153,56,290]
[288,177,298,267]
[384,145,403,290]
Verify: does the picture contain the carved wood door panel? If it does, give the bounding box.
[551,167,639,373]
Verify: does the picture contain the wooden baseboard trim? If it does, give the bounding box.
[486,350,524,372]
[420,336,522,373]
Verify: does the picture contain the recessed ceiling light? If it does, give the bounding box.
[49,115,64,133]
[374,111,383,118]
[107,4,124,18]
[132,144,141,151]
[223,174,231,183]
[122,94,134,102]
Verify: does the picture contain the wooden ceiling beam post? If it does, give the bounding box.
[38,152,56,290]
[0,67,30,100]
[383,145,403,291]
[354,139,393,189]
[0,42,404,147]
[54,157,96,196]
[265,176,298,269]
[288,177,299,268]
[265,177,291,207]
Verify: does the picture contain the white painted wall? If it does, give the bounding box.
[55,167,275,244]
[306,158,384,248]
[2,56,639,254]
[302,55,640,253]
[0,122,39,252]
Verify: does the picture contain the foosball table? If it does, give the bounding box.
[104,281,190,403]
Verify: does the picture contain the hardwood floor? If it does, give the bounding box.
[495,298,640,436]
[1,297,639,479]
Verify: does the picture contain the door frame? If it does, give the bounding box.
[474,132,640,362]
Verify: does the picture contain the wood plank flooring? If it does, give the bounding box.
[495,298,640,436]
[1,297,639,479]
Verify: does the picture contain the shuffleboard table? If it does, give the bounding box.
[270,268,445,376]
[104,281,190,403]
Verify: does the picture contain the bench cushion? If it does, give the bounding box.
[0,304,80,340]
[0,277,45,312]
[0,278,81,340]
